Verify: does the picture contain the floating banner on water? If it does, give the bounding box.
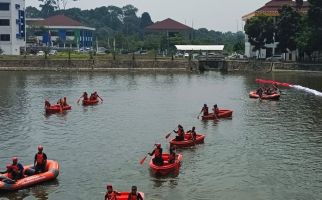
[256,79,322,97]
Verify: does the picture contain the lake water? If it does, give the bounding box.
[0,70,322,200]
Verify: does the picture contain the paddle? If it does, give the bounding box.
[77,96,82,104]
[97,95,103,102]
[140,145,156,165]
[165,129,176,139]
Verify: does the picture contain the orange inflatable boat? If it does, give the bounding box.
[45,105,71,113]
[249,91,280,100]
[82,99,99,106]
[149,154,183,176]
[116,192,145,200]
[202,109,233,120]
[170,133,205,148]
[0,160,59,191]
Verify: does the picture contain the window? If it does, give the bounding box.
[0,3,10,11]
[0,34,10,41]
[0,19,10,26]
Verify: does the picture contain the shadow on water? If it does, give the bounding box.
[0,179,59,200]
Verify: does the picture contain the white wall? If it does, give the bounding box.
[0,0,25,55]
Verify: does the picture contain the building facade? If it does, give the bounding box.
[26,15,95,49]
[242,0,309,61]
[0,0,26,55]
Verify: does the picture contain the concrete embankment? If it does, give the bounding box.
[223,60,322,72]
[0,59,199,71]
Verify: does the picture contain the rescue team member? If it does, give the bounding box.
[173,125,184,141]
[90,91,103,101]
[169,145,176,164]
[127,186,143,200]
[105,185,121,200]
[187,126,197,141]
[62,97,68,106]
[34,145,47,174]
[81,92,89,101]
[9,157,24,180]
[213,104,219,115]
[148,143,163,166]
[0,165,16,184]
[201,104,209,116]
[44,100,51,108]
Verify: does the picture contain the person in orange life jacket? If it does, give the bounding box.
[201,104,209,116]
[127,186,143,200]
[212,104,220,115]
[81,92,88,101]
[148,143,163,166]
[105,184,121,200]
[187,126,197,141]
[34,145,47,174]
[44,100,51,108]
[9,157,24,180]
[169,145,177,164]
[173,124,185,141]
[0,165,16,184]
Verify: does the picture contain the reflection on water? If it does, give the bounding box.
[0,71,322,200]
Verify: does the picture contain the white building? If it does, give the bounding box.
[0,0,26,55]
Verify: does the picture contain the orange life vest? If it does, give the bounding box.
[7,171,13,179]
[178,128,184,137]
[11,164,19,173]
[106,191,118,200]
[36,153,45,164]
[155,148,161,157]
[129,193,139,200]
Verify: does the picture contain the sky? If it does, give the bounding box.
[26,0,266,32]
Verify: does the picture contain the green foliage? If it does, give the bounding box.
[276,5,301,52]
[244,15,275,54]
[0,47,3,55]
[308,0,322,51]
[140,12,153,29]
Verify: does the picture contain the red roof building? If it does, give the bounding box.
[242,0,310,21]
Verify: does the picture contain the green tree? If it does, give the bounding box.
[140,12,153,29]
[308,0,322,52]
[296,16,314,61]
[244,15,275,57]
[39,0,79,10]
[276,5,301,53]
[26,6,41,18]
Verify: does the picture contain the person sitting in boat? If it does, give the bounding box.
[62,97,69,106]
[105,184,121,200]
[173,125,185,141]
[169,145,176,164]
[148,143,163,166]
[127,186,143,200]
[0,165,16,184]
[34,145,47,174]
[272,84,279,93]
[187,126,197,141]
[256,88,263,98]
[81,92,89,101]
[57,98,64,107]
[200,104,209,116]
[44,100,51,108]
[90,91,103,101]
[213,105,220,115]
[9,157,24,180]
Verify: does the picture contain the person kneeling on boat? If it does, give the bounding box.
[0,165,17,184]
[62,97,69,106]
[173,125,185,141]
[80,92,89,101]
[9,157,24,180]
[256,88,263,98]
[187,127,197,141]
[34,145,47,174]
[105,184,121,200]
[149,143,164,166]
[169,145,176,164]
[128,186,143,200]
[45,100,51,108]
[200,104,209,116]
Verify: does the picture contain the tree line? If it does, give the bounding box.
[244,0,322,61]
[25,0,245,54]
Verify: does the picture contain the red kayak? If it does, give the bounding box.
[149,154,183,176]
[0,160,59,191]
[249,91,280,100]
[45,105,71,113]
[116,192,145,200]
[202,109,233,120]
[170,133,205,148]
[82,99,99,106]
